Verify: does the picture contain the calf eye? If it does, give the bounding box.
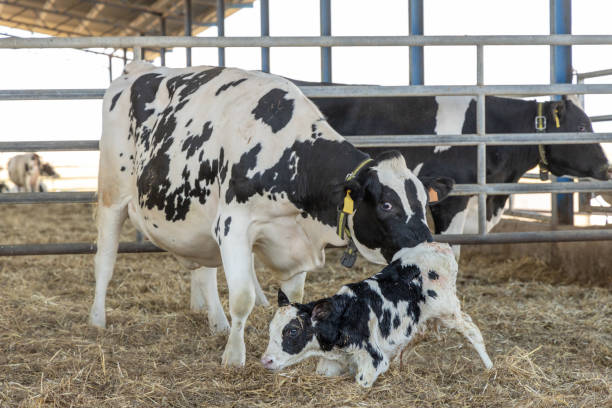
[380,202,393,211]
[288,328,298,337]
[577,124,586,132]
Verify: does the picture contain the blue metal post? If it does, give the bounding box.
[217,0,225,67]
[320,0,331,82]
[551,0,573,225]
[185,0,192,66]
[260,0,270,72]
[409,0,424,85]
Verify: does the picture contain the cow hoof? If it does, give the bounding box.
[221,344,246,367]
[88,312,106,329]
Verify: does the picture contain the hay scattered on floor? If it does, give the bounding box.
[0,204,610,407]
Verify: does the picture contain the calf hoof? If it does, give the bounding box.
[316,358,346,377]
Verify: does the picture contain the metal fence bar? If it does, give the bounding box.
[577,67,612,80]
[0,242,163,256]
[320,0,332,82]
[260,0,270,73]
[2,133,612,153]
[590,114,612,122]
[476,44,487,235]
[2,229,611,256]
[3,181,610,204]
[5,35,612,49]
[3,83,612,101]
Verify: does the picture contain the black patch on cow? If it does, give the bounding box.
[120,166,126,172]
[224,217,231,236]
[427,289,437,299]
[393,315,401,329]
[380,309,392,338]
[153,223,158,228]
[185,118,193,127]
[251,88,294,133]
[166,67,224,107]
[119,152,123,157]
[405,325,412,338]
[182,121,213,159]
[365,342,383,369]
[281,313,315,355]
[215,78,247,96]
[428,270,439,280]
[129,73,164,129]
[110,91,122,111]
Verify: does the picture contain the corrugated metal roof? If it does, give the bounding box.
[0,0,253,57]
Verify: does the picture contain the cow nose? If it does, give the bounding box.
[261,355,275,369]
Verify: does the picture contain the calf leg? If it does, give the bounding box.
[89,204,127,328]
[219,219,256,367]
[190,267,230,334]
[353,348,388,388]
[279,272,307,303]
[440,311,493,370]
[316,358,347,377]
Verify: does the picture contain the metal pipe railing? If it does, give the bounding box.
[2,229,612,256]
[4,34,612,49]
[3,133,612,153]
[3,83,612,101]
[3,181,611,204]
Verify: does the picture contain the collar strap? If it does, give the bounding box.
[535,103,550,181]
[336,158,374,267]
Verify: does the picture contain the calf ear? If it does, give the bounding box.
[277,289,290,307]
[419,176,454,204]
[312,300,333,321]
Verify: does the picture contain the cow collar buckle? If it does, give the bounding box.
[535,102,550,181]
[336,158,374,268]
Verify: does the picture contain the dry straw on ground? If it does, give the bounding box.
[0,204,610,407]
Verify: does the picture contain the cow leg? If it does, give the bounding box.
[316,358,347,377]
[190,267,230,334]
[219,220,256,367]
[89,204,127,328]
[440,311,493,370]
[251,255,269,307]
[279,271,307,303]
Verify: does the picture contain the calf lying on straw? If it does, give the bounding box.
[262,242,493,387]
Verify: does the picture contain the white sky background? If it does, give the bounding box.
[1,0,612,143]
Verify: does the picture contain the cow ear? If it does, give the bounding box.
[277,289,290,307]
[312,300,334,321]
[419,176,454,204]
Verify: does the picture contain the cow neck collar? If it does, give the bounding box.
[535,102,551,181]
[336,157,374,268]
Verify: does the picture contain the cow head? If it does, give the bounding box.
[346,151,454,264]
[40,162,60,178]
[542,98,611,180]
[261,290,342,370]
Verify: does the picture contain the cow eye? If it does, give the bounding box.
[578,124,586,132]
[380,202,393,211]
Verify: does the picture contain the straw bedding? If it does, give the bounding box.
[0,203,610,407]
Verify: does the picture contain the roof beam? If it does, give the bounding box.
[0,1,141,35]
[117,0,182,38]
[38,0,58,22]
[0,17,88,37]
[73,3,105,35]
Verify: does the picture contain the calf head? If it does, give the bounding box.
[543,98,611,180]
[347,151,454,264]
[261,290,344,370]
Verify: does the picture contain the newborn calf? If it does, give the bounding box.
[262,242,493,387]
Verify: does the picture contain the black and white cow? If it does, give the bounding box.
[262,242,493,387]
[7,153,59,192]
[90,62,453,366]
[293,80,612,258]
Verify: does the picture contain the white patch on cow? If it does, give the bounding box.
[412,162,424,176]
[433,96,475,153]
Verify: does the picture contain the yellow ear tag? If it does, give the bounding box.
[554,109,560,128]
[428,188,439,202]
[342,190,354,214]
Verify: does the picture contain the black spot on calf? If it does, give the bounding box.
[251,88,294,133]
[224,217,232,236]
[428,270,439,280]
[427,289,438,299]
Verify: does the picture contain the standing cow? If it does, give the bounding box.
[293,80,612,258]
[7,153,59,192]
[91,62,453,366]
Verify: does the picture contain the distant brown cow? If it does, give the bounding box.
[7,153,59,192]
